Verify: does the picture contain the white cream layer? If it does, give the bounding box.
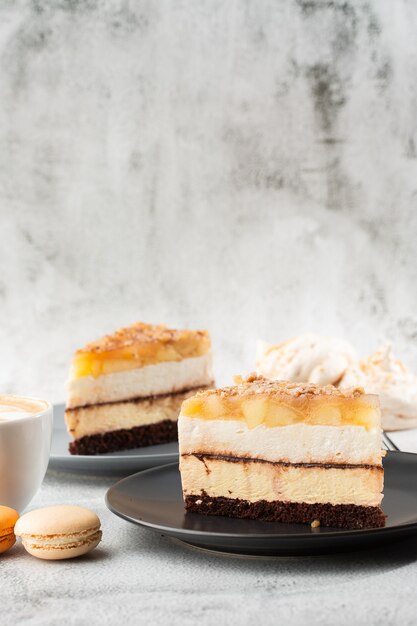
[178,416,383,466]
[22,529,102,549]
[67,353,213,409]
[180,455,383,507]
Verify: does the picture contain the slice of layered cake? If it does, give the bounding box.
[65,322,214,455]
[178,375,385,529]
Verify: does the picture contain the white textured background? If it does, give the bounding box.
[1,0,417,402]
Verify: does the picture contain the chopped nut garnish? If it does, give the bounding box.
[192,375,364,401]
[78,322,210,354]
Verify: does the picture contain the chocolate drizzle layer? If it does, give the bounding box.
[184,453,383,471]
[66,383,213,411]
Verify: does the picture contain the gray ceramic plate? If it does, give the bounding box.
[106,452,417,556]
[48,404,179,475]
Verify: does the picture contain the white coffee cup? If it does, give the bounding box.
[0,395,53,512]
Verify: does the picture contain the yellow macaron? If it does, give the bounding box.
[15,505,102,560]
[0,505,19,554]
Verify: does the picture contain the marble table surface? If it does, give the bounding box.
[1,467,417,626]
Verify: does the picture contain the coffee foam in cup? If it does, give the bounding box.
[0,395,48,422]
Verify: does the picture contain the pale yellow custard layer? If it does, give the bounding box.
[71,322,211,379]
[65,387,202,439]
[181,376,381,430]
[180,455,384,506]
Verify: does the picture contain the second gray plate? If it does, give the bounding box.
[106,452,417,556]
[48,404,179,475]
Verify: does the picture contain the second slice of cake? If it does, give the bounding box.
[178,374,385,529]
[66,322,214,454]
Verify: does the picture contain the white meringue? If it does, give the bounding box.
[256,334,357,387]
[340,345,417,431]
[256,336,417,431]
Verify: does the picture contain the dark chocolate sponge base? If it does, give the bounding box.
[185,494,386,529]
[69,419,177,455]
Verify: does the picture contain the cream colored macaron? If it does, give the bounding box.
[15,505,102,560]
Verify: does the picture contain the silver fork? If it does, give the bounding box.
[382,431,400,452]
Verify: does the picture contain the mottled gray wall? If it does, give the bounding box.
[1,0,417,401]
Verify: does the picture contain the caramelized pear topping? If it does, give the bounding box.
[181,376,380,430]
